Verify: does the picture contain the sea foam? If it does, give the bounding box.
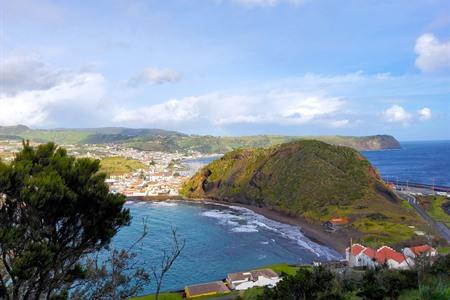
[201,203,342,260]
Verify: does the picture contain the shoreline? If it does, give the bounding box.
[128,196,357,255]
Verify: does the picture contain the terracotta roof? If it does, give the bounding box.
[348,244,366,256]
[330,217,349,225]
[376,246,406,264]
[410,245,435,256]
[185,281,230,297]
[362,247,377,259]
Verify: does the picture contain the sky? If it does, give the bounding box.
[0,0,449,140]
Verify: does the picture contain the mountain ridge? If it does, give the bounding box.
[0,125,401,153]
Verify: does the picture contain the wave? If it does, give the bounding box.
[125,200,178,208]
[201,203,342,260]
[231,224,259,233]
[151,201,178,207]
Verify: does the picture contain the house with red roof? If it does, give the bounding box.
[345,243,431,269]
[375,246,410,269]
[402,245,437,264]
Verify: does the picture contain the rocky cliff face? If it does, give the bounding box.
[310,135,401,151]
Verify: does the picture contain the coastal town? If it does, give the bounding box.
[0,139,216,197]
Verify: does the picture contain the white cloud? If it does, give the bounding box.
[382,105,412,125]
[330,119,349,128]
[415,33,450,72]
[418,107,432,120]
[128,67,181,87]
[0,56,107,126]
[113,91,345,127]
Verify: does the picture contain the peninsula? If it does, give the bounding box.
[181,140,425,251]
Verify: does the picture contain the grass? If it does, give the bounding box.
[259,263,299,276]
[437,246,450,254]
[131,292,183,300]
[353,218,416,247]
[242,287,264,300]
[100,156,147,176]
[427,196,450,226]
[130,263,297,300]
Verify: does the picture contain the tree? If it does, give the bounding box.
[71,219,151,300]
[258,266,340,300]
[0,142,130,300]
[151,228,185,300]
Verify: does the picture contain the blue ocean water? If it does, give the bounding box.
[362,140,450,186]
[111,200,340,294]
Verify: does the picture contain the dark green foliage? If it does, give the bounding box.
[357,268,416,300]
[0,141,130,299]
[182,140,392,215]
[257,266,340,300]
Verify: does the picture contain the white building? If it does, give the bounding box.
[226,269,280,291]
[345,243,427,270]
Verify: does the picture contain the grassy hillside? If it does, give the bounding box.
[181,140,425,246]
[99,156,146,176]
[0,126,400,153]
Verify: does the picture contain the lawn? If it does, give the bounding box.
[258,263,300,276]
[131,292,183,300]
[100,156,147,176]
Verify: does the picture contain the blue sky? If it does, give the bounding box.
[0,0,449,140]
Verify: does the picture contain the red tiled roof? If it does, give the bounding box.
[349,244,366,256]
[376,246,406,264]
[330,217,349,225]
[410,245,434,256]
[362,247,376,259]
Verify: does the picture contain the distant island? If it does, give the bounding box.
[0,125,400,153]
[181,140,425,251]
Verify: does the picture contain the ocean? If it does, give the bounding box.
[112,200,341,294]
[110,140,449,294]
[362,140,450,186]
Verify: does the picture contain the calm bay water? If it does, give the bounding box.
[112,201,340,293]
[362,140,450,186]
[111,140,449,294]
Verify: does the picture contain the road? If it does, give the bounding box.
[398,192,450,243]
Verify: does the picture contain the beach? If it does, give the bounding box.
[130,196,354,254]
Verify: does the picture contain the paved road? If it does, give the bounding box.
[398,192,450,243]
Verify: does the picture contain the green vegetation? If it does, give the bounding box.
[428,196,450,226]
[181,140,424,246]
[257,255,450,300]
[131,292,183,300]
[0,125,400,153]
[0,142,130,299]
[258,263,300,276]
[100,156,147,176]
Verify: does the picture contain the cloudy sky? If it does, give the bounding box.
[1,0,449,140]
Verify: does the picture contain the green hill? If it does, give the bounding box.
[99,156,146,176]
[0,125,400,153]
[181,140,424,246]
